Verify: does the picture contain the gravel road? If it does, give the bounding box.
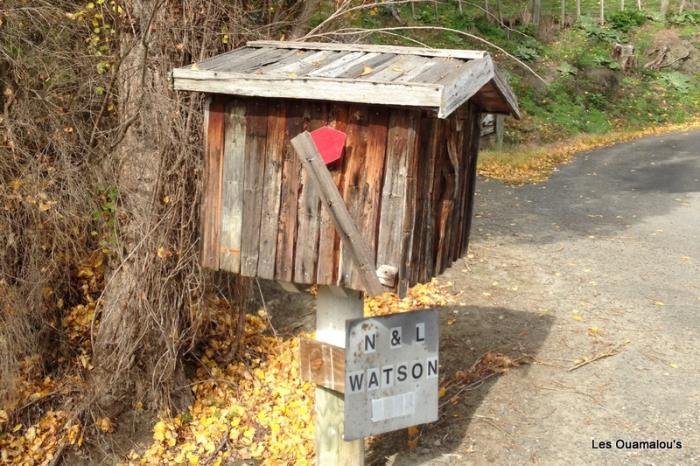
[369,129,700,465]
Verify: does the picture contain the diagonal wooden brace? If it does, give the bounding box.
[291,131,387,296]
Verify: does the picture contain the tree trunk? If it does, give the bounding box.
[290,0,321,39]
[620,0,625,10]
[93,0,198,413]
[637,0,642,10]
[576,0,582,17]
[678,0,687,13]
[660,0,668,16]
[532,0,541,26]
[561,0,566,27]
[600,0,605,24]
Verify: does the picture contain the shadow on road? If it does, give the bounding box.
[367,305,554,465]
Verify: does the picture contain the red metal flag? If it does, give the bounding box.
[310,126,346,165]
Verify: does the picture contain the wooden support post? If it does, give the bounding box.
[315,285,364,466]
[495,114,505,151]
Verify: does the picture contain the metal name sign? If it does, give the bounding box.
[344,309,439,440]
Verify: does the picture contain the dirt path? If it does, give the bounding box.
[368,130,700,465]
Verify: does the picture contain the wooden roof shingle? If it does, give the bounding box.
[171,41,519,119]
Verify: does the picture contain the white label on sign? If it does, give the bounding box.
[367,367,381,392]
[427,356,438,379]
[416,322,425,342]
[390,327,402,348]
[371,392,415,422]
[347,370,365,394]
[364,331,377,353]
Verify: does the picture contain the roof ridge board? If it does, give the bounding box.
[247,40,487,60]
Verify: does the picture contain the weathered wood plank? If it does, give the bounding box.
[376,109,418,283]
[363,55,422,81]
[335,53,397,79]
[453,107,474,261]
[172,68,442,110]
[201,97,225,269]
[239,99,268,276]
[299,337,345,394]
[256,101,286,279]
[247,40,488,60]
[417,115,442,283]
[393,58,437,82]
[438,57,494,118]
[411,59,462,84]
[307,52,367,77]
[219,100,247,272]
[275,102,305,282]
[294,103,327,284]
[397,113,421,295]
[218,48,293,74]
[196,47,256,70]
[316,105,348,285]
[350,108,388,291]
[207,48,271,71]
[461,106,482,254]
[435,119,458,273]
[263,50,342,76]
[291,132,385,296]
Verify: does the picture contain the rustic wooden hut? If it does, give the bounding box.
[171,41,519,296]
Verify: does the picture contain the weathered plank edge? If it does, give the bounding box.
[173,69,441,109]
[299,337,345,394]
[247,40,488,60]
[438,57,495,119]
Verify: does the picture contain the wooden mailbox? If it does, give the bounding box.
[172,40,519,295]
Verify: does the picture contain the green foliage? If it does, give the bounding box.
[91,186,119,252]
[668,11,700,25]
[592,55,622,71]
[607,10,647,32]
[578,15,624,43]
[557,63,578,76]
[513,36,543,62]
[658,71,692,93]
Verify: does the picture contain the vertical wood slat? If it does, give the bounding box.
[294,103,328,284]
[453,106,474,262]
[275,102,305,282]
[201,97,225,269]
[337,106,369,288]
[337,106,388,289]
[461,105,482,254]
[435,116,462,273]
[376,109,418,279]
[350,108,388,290]
[256,101,286,279]
[397,113,421,296]
[316,105,349,284]
[219,100,247,272]
[240,99,268,276]
[413,114,442,284]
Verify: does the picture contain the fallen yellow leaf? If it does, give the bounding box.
[360,65,373,76]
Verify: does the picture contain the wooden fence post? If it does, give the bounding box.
[315,285,364,466]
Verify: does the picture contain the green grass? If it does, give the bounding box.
[343,0,699,149]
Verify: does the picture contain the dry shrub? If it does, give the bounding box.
[0,0,312,421]
[0,2,104,405]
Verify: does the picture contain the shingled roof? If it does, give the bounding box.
[171,40,519,119]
